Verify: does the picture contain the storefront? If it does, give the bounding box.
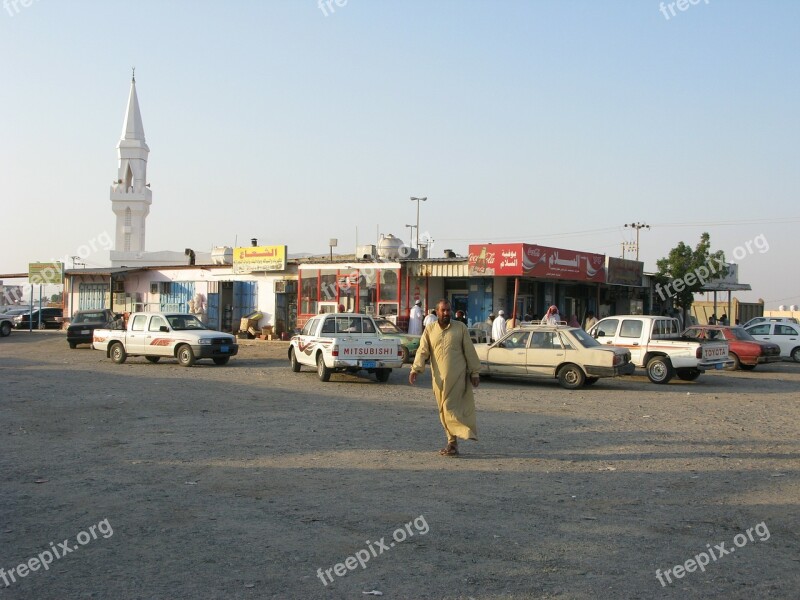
[466,243,606,323]
[297,262,401,327]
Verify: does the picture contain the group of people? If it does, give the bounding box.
[708,313,729,326]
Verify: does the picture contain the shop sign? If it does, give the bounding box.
[233,245,287,273]
[469,244,605,282]
[606,257,643,286]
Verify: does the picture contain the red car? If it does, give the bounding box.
[683,325,782,370]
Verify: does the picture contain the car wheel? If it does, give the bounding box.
[0,322,11,337]
[375,368,391,382]
[290,349,301,372]
[110,343,127,364]
[316,353,331,382]
[145,356,160,363]
[557,364,585,389]
[213,357,230,365]
[400,346,410,363]
[726,352,740,371]
[68,341,78,349]
[676,368,701,381]
[646,356,674,384]
[176,345,196,367]
[585,377,599,386]
[740,363,756,371]
[792,347,800,363]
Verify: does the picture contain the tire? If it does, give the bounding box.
[68,341,78,349]
[213,357,230,365]
[316,353,331,382]
[145,356,161,363]
[110,342,127,364]
[646,356,674,384]
[375,368,391,382]
[726,352,740,371]
[676,368,701,381]
[792,347,800,363]
[740,363,756,371]
[400,346,410,364]
[585,377,599,386]
[176,345,196,367]
[557,364,585,389]
[290,349,301,372]
[0,322,11,337]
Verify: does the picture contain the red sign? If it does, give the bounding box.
[469,243,605,282]
[468,244,523,276]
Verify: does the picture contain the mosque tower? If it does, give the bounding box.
[110,70,151,254]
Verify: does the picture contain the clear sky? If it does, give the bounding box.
[1,0,798,308]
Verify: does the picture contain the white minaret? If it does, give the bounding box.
[110,70,151,253]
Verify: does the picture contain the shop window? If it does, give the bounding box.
[301,272,318,315]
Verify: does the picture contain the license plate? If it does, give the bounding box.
[220,345,229,353]
[81,329,90,335]
[715,363,723,370]
[362,360,376,368]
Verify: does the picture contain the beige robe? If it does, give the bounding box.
[412,320,482,442]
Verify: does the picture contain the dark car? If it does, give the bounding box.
[683,325,782,370]
[13,307,63,330]
[67,309,121,348]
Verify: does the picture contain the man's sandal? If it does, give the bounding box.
[439,443,459,457]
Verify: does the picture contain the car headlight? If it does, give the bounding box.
[198,338,212,345]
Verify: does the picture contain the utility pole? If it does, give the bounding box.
[624,222,650,261]
[410,197,427,249]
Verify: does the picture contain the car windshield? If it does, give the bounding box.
[729,327,756,341]
[567,328,602,348]
[166,314,207,330]
[375,319,400,334]
[73,312,107,324]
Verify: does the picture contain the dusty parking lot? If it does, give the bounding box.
[1,332,799,599]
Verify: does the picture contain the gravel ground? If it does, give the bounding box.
[1,331,799,599]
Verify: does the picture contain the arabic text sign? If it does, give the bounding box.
[468,244,523,276]
[522,244,605,282]
[233,245,287,273]
[28,262,64,284]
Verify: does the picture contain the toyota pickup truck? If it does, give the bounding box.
[289,313,403,382]
[93,312,238,366]
[588,315,731,383]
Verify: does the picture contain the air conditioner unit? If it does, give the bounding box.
[150,283,159,294]
[274,280,287,293]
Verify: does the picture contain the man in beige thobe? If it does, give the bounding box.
[409,299,482,457]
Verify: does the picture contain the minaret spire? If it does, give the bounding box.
[111,72,152,256]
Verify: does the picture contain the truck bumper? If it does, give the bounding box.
[696,360,734,371]
[333,359,403,369]
[194,344,239,359]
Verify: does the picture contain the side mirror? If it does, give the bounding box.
[160,325,170,332]
[595,330,604,338]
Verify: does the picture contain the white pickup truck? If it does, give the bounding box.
[289,313,403,382]
[588,315,731,383]
[93,312,238,367]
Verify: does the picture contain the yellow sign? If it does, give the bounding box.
[233,245,287,273]
[28,262,64,284]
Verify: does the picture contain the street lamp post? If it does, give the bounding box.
[624,222,650,261]
[410,196,427,249]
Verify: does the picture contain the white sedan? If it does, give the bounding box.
[745,322,800,362]
[474,324,635,389]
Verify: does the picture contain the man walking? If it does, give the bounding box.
[408,299,424,335]
[491,309,507,342]
[409,299,481,457]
